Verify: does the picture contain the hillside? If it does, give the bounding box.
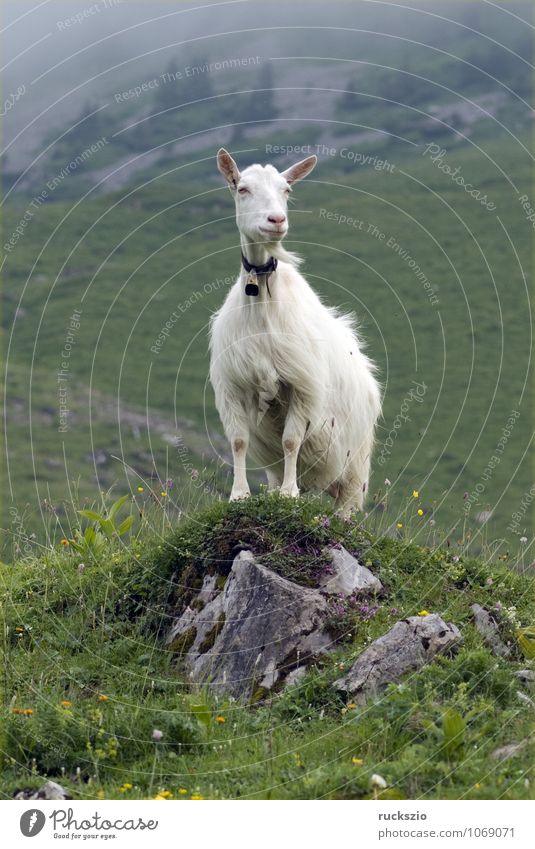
[1,494,534,800]
[3,130,533,551]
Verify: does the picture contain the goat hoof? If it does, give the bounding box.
[230,489,251,501]
[279,485,299,498]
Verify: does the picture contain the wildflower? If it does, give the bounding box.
[412,490,419,498]
[384,478,391,486]
[119,783,133,793]
[178,788,188,795]
[153,790,173,800]
[97,694,108,702]
[370,774,387,790]
[452,555,459,563]
[347,703,357,710]
[417,509,423,516]
[520,536,528,544]
[137,486,144,492]
[396,522,403,528]
[351,757,363,765]
[215,715,225,724]
[160,491,167,497]
[418,610,430,616]
[152,728,164,741]
[190,793,204,800]
[166,478,174,489]
[474,783,481,790]
[12,708,33,716]
[78,563,85,573]
[15,627,25,634]
[60,538,69,546]
[61,700,72,709]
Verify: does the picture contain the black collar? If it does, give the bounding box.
[241,251,278,296]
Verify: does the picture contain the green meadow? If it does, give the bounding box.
[3,129,533,552]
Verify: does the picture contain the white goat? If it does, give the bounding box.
[209,148,381,515]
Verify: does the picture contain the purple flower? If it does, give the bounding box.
[152,729,164,742]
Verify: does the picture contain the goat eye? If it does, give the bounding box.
[238,187,249,195]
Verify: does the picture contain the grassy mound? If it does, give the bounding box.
[1,494,534,800]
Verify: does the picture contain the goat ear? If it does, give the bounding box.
[281,154,317,185]
[217,148,241,189]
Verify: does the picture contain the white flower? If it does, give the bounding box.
[152,729,164,742]
[384,479,391,486]
[520,536,528,544]
[370,773,387,790]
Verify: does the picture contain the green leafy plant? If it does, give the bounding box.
[78,495,134,540]
[516,625,535,660]
[68,526,107,558]
[441,708,466,759]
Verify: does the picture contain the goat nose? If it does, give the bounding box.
[268,214,286,225]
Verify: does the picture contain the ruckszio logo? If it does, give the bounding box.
[20,809,46,837]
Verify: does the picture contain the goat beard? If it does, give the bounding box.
[264,240,303,267]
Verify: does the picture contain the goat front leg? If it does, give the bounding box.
[230,433,250,500]
[280,405,307,498]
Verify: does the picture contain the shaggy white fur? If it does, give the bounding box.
[209,149,381,514]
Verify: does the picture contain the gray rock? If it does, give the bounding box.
[334,614,462,703]
[516,690,535,708]
[168,551,332,699]
[491,739,530,761]
[14,780,71,801]
[471,604,512,657]
[319,546,382,595]
[515,669,535,683]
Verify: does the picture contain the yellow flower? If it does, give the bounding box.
[119,783,133,793]
[178,788,188,795]
[153,789,173,800]
[215,715,225,724]
[412,490,419,498]
[15,627,25,633]
[160,491,167,497]
[417,509,424,516]
[12,707,33,716]
[474,783,481,790]
[351,757,363,766]
[98,694,108,702]
[190,793,204,800]
[347,703,357,710]
[137,486,144,492]
[61,700,72,708]
[396,522,403,528]
[418,610,430,616]
[60,538,69,546]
